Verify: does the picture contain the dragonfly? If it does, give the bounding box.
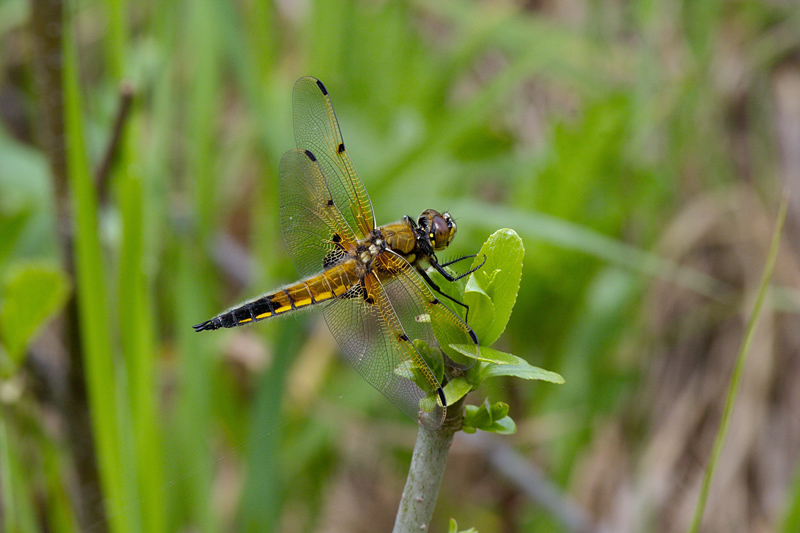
[194,77,483,430]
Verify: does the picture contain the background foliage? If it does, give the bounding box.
[1,0,799,531]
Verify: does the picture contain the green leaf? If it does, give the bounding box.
[396,339,445,391]
[0,264,70,368]
[462,399,517,434]
[463,275,494,342]
[418,393,440,417]
[463,400,493,429]
[450,344,525,365]
[442,377,472,404]
[450,345,564,384]
[490,401,509,420]
[448,518,479,533]
[414,338,444,383]
[484,415,516,435]
[465,229,524,346]
[0,208,31,267]
[481,362,565,384]
[394,360,414,380]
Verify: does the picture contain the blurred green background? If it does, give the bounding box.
[2,0,800,531]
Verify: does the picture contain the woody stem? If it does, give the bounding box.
[393,397,465,532]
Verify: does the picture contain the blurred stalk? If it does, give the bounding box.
[115,97,164,532]
[393,398,464,533]
[168,0,223,528]
[31,0,109,529]
[688,192,789,533]
[63,5,130,531]
[0,419,37,531]
[102,0,165,528]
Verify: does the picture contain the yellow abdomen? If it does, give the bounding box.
[193,262,360,331]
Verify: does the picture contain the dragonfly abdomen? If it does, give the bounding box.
[193,264,358,331]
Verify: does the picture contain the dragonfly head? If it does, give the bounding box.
[418,209,457,251]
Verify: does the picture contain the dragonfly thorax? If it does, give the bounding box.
[356,232,387,270]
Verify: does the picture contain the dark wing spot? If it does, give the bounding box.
[469,330,479,344]
[332,233,341,243]
[323,249,344,269]
[339,283,367,301]
[304,149,317,162]
[437,387,447,407]
[315,79,328,95]
[326,199,334,207]
[338,143,345,154]
[430,298,440,305]
[398,333,410,342]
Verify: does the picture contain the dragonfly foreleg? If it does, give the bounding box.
[415,267,473,323]
[430,253,486,282]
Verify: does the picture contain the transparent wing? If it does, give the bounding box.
[292,77,376,237]
[279,149,358,278]
[375,253,479,368]
[324,276,445,430]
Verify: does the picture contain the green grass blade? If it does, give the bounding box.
[116,121,164,532]
[42,431,80,531]
[103,0,165,521]
[63,11,127,532]
[0,420,37,532]
[688,192,789,533]
[165,1,224,527]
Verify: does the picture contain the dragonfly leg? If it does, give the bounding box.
[431,253,486,282]
[421,253,486,323]
[416,267,473,323]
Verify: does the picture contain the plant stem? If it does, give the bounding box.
[688,191,789,533]
[31,0,109,529]
[393,398,464,533]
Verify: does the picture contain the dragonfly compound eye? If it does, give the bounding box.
[431,214,455,251]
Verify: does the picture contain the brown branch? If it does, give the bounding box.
[95,82,134,204]
[30,1,108,530]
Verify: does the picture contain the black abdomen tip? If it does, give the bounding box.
[193,318,219,332]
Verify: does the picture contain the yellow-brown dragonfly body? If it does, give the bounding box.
[194,78,480,429]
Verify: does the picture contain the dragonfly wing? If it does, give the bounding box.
[279,148,358,278]
[292,77,376,237]
[323,277,445,430]
[376,252,479,369]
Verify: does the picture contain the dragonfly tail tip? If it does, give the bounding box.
[192,319,218,332]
